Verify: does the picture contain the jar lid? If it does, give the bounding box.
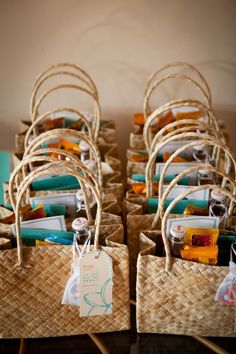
[198,169,212,176]
[211,189,226,202]
[170,224,185,239]
[79,140,90,152]
[72,217,89,231]
[193,144,206,151]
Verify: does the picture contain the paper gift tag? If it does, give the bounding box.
[79,250,113,317]
[167,216,220,238]
[156,162,202,184]
[162,185,209,201]
[29,193,77,217]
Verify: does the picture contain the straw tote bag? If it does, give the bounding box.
[130,60,213,150]
[30,62,118,144]
[127,98,224,181]
[0,166,130,338]
[125,132,232,296]
[16,63,119,152]
[136,171,236,336]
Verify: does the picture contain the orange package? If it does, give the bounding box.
[35,240,56,246]
[67,119,83,130]
[130,153,149,163]
[44,117,64,131]
[58,139,81,154]
[184,204,209,216]
[175,110,202,121]
[23,204,47,221]
[163,151,187,163]
[157,111,175,129]
[133,110,174,129]
[131,182,159,195]
[133,113,145,126]
[48,139,81,158]
[0,204,31,224]
[180,245,218,265]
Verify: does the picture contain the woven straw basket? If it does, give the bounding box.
[136,164,236,336]
[0,165,130,338]
[126,129,233,296]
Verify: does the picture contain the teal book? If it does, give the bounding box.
[19,228,74,246]
[148,198,208,214]
[32,175,80,191]
[131,174,189,185]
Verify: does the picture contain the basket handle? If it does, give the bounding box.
[9,150,99,215]
[32,84,101,142]
[143,73,211,122]
[32,63,98,96]
[157,139,236,206]
[31,69,98,117]
[23,128,103,189]
[16,158,98,224]
[15,162,102,267]
[24,107,93,150]
[157,163,236,225]
[143,99,220,151]
[145,132,229,198]
[145,61,212,104]
[161,184,236,272]
[149,121,222,167]
[149,119,225,156]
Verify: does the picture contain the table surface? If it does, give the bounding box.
[1,307,235,354]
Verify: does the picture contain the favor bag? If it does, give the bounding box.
[136,184,236,336]
[125,135,234,296]
[0,165,130,338]
[127,101,224,182]
[130,61,214,150]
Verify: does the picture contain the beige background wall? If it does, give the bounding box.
[0,0,236,161]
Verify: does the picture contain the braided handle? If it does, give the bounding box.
[150,139,236,228]
[30,70,98,117]
[161,184,236,272]
[143,99,220,151]
[158,163,236,223]
[9,150,99,217]
[23,128,103,189]
[149,119,225,156]
[143,73,211,122]
[145,61,212,104]
[15,162,102,267]
[24,107,93,149]
[32,84,101,142]
[146,133,233,198]
[31,62,98,106]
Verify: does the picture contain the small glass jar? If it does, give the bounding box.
[192,145,209,163]
[72,217,90,245]
[198,169,214,185]
[79,141,90,162]
[209,189,228,229]
[169,224,185,257]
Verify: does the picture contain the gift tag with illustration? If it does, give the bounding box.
[79,250,113,317]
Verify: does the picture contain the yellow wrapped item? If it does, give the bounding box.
[180,245,218,265]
